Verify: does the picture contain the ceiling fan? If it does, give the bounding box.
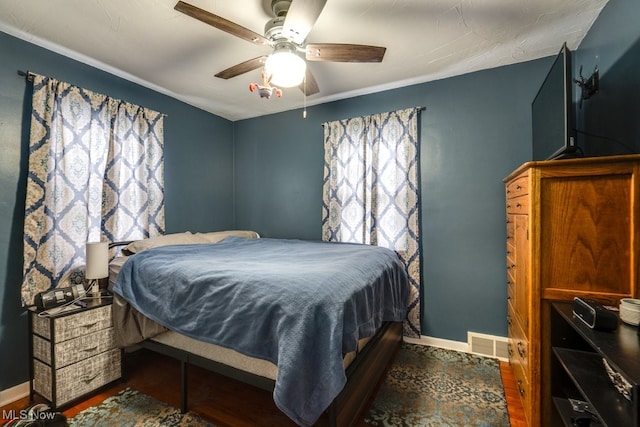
[174,0,387,96]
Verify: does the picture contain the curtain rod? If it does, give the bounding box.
[21,69,423,120]
[18,69,168,118]
[18,70,35,81]
[321,106,425,127]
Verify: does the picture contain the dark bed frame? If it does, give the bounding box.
[138,321,403,427]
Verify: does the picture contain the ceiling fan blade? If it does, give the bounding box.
[299,68,320,95]
[175,1,269,46]
[282,0,328,45]
[215,56,268,79]
[306,43,386,62]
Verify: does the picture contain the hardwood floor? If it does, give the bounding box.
[2,349,527,426]
[500,361,527,427]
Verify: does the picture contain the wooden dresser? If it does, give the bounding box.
[503,154,640,426]
[29,299,122,409]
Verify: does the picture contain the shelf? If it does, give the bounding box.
[553,347,634,427]
[552,397,602,427]
[553,302,640,384]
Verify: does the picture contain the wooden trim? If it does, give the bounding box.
[503,154,640,182]
[542,289,631,304]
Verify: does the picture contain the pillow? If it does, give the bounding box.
[123,230,260,254]
[124,232,209,254]
[195,230,260,243]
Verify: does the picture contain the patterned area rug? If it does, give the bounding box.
[68,388,214,426]
[67,343,509,426]
[364,343,510,427]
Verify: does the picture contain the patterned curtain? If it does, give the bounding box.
[322,107,421,337]
[22,74,165,306]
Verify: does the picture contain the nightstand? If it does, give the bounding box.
[29,298,122,409]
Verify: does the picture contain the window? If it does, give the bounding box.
[21,74,165,306]
[322,107,421,336]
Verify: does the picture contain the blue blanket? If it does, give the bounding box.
[112,237,407,426]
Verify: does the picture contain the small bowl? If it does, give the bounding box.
[620,299,640,325]
[621,298,640,310]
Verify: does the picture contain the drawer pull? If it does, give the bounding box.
[80,322,99,329]
[515,185,521,190]
[82,346,99,353]
[517,342,526,358]
[507,344,513,357]
[82,372,100,383]
[507,315,512,326]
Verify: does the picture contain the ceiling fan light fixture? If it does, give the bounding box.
[265,43,306,88]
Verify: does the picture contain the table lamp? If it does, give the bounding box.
[86,241,108,297]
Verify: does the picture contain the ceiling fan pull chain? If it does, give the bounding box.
[303,75,307,118]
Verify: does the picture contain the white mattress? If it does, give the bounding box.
[150,330,279,380]
[149,330,371,381]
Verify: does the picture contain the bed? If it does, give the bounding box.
[108,231,408,426]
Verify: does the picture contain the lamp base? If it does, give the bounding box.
[88,279,102,301]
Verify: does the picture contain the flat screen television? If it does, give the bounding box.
[531,42,578,160]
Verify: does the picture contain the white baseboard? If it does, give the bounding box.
[404,334,469,353]
[404,332,509,362]
[0,381,29,407]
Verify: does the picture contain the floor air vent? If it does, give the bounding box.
[468,332,509,361]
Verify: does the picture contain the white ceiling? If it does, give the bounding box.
[0,0,608,121]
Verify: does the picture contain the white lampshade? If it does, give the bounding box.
[86,241,109,280]
[265,44,306,88]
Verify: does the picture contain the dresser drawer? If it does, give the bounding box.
[506,174,529,198]
[30,301,121,409]
[33,327,116,368]
[33,348,121,406]
[508,304,529,370]
[506,195,529,214]
[510,356,532,426]
[506,253,516,283]
[32,305,112,342]
[506,217,515,241]
[507,273,515,306]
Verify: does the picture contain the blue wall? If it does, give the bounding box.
[234,60,548,341]
[0,31,235,389]
[234,0,640,343]
[1,0,638,393]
